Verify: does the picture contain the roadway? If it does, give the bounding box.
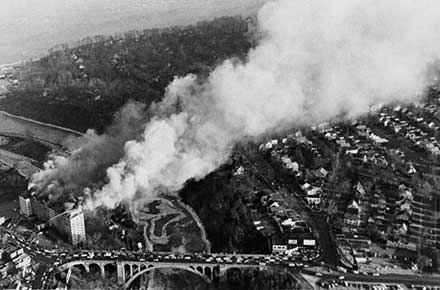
[56,249,314,268]
[301,267,440,288]
[318,271,440,287]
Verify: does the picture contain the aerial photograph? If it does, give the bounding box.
[0,0,440,289]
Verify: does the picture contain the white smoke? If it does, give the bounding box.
[30,102,147,201]
[35,0,440,211]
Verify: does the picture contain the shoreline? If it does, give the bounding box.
[0,60,25,70]
[0,57,42,71]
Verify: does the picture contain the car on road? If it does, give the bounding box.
[337,266,347,273]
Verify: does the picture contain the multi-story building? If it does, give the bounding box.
[0,246,32,278]
[69,211,86,245]
[48,209,86,246]
[30,196,57,221]
[12,252,31,271]
[343,200,361,234]
[18,194,32,217]
[18,191,86,246]
[408,192,439,248]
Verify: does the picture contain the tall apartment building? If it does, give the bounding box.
[409,192,439,248]
[49,209,86,246]
[18,191,86,246]
[18,194,32,217]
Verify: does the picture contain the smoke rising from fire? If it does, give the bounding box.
[30,102,146,201]
[32,0,440,211]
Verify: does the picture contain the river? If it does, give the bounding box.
[0,0,266,65]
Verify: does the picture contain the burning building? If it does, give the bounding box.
[19,190,86,246]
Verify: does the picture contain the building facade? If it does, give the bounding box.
[18,193,86,245]
[18,195,32,217]
[343,200,361,234]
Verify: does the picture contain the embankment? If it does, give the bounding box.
[0,110,82,149]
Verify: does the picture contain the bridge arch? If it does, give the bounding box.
[89,263,101,275]
[104,263,117,279]
[124,265,212,289]
[71,263,87,273]
[124,264,131,280]
[204,267,212,280]
[59,261,117,279]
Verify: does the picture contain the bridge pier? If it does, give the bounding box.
[100,265,105,280]
[117,261,125,285]
[66,267,72,284]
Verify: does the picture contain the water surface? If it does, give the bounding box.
[0,0,266,64]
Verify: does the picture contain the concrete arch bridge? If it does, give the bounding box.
[59,259,288,289]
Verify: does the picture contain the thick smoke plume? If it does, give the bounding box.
[32,0,440,212]
[30,102,146,201]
